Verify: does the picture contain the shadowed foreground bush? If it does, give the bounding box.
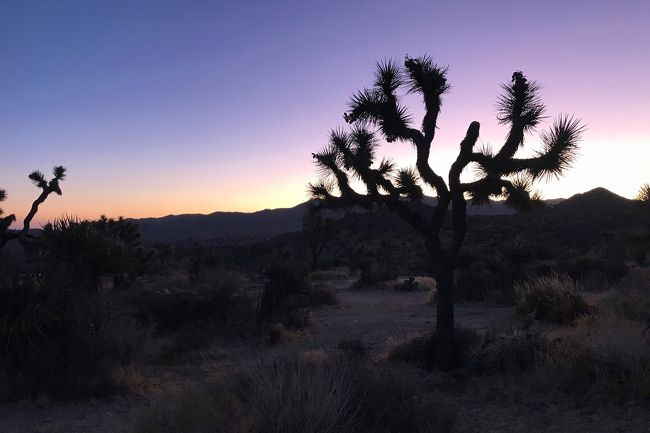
[258,265,337,329]
[388,328,482,370]
[472,328,546,374]
[135,358,456,433]
[515,272,591,324]
[0,275,140,401]
[536,315,650,398]
[247,360,358,433]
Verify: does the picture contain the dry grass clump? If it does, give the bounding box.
[134,380,249,433]
[538,314,650,397]
[472,328,546,374]
[515,272,591,324]
[596,288,650,323]
[617,266,650,291]
[388,328,482,370]
[135,357,456,433]
[247,359,358,433]
[337,338,368,359]
[352,366,457,433]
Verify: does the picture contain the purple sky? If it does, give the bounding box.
[1,0,649,224]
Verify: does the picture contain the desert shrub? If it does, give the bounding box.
[597,289,650,323]
[305,286,338,307]
[338,339,367,359]
[394,276,420,292]
[257,265,312,328]
[136,291,236,334]
[247,359,358,433]
[388,328,482,370]
[472,328,546,374]
[478,254,522,304]
[352,366,456,433]
[135,358,456,433]
[134,380,249,433]
[42,216,147,291]
[388,334,431,366]
[0,215,154,401]
[355,262,397,287]
[618,266,650,291]
[536,315,650,398]
[0,277,139,400]
[135,269,251,334]
[560,256,629,287]
[515,272,591,324]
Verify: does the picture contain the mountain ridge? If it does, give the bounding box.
[133,188,625,244]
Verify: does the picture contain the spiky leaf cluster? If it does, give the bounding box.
[636,183,650,204]
[312,125,427,206]
[496,71,546,130]
[0,189,6,216]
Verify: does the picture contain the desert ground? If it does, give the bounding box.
[1,272,648,433]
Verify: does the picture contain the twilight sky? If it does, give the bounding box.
[1,0,649,225]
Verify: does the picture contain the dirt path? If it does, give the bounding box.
[306,286,516,358]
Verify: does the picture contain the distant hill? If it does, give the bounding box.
[133,195,566,244]
[133,202,313,244]
[244,187,647,273]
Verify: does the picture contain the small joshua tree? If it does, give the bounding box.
[309,56,583,369]
[0,166,67,252]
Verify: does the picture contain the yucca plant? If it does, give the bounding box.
[515,272,591,324]
[309,56,584,369]
[0,166,67,252]
[635,182,650,205]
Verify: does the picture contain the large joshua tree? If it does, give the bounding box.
[0,166,67,252]
[309,56,583,369]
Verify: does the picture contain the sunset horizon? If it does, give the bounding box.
[2,1,648,226]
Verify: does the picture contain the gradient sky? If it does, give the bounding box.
[1,0,649,226]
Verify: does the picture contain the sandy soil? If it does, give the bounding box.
[0,282,648,433]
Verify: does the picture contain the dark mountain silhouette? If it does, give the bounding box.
[131,188,637,245]
[133,195,567,244]
[133,202,313,244]
[551,187,632,214]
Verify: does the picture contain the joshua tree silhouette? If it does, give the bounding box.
[309,56,583,369]
[0,166,67,252]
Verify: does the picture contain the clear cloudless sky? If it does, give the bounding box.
[1,0,649,226]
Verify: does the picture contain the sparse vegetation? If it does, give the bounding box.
[135,358,457,433]
[515,273,591,324]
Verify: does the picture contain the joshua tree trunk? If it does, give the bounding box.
[434,264,457,368]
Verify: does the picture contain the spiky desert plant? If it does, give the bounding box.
[309,56,583,369]
[0,189,15,235]
[0,166,67,252]
[635,182,650,205]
